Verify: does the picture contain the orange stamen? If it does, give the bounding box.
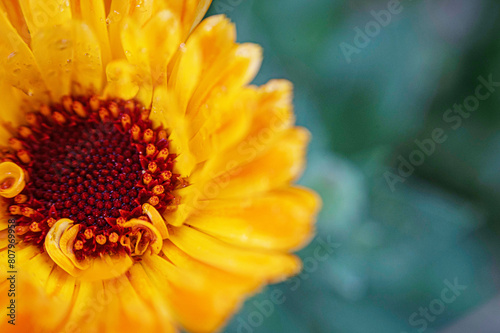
[74,240,84,250]
[29,222,41,232]
[143,129,154,143]
[153,185,164,195]
[96,234,107,245]
[109,232,119,243]
[146,144,156,156]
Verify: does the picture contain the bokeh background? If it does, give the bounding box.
[202,0,500,332]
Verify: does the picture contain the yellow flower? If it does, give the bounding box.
[0,1,320,332]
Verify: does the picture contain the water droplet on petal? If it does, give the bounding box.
[56,39,71,50]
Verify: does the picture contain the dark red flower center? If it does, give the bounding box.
[4,96,185,259]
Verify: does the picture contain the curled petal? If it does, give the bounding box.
[143,203,169,239]
[122,219,163,255]
[130,230,148,256]
[45,218,134,281]
[44,218,81,276]
[59,224,90,271]
[0,162,26,198]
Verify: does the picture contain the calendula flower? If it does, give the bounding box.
[0,1,320,332]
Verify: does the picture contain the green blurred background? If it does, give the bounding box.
[204,1,500,332]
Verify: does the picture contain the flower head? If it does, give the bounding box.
[0,1,320,332]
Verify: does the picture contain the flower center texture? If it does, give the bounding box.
[1,96,185,261]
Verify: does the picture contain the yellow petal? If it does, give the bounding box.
[72,21,104,95]
[163,240,261,293]
[246,79,295,141]
[143,203,169,239]
[59,223,91,270]
[167,32,202,117]
[77,252,133,282]
[103,275,165,332]
[106,0,131,59]
[163,244,262,332]
[44,218,81,276]
[128,0,154,26]
[122,218,163,255]
[0,230,7,249]
[24,252,56,285]
[142,9,181,85]
[187,0,213,35]
[161,0,213,38]
[0,9,48,103]
[104,59,140,100]
[121,17,153,106]
[30,20,74,101]
[0,0,30,44]
[208,127,310,200]
[0,244,39,281]
[142,252,203,289]
[187,43,262,132]
[142,253,222,331]
[0,78,26,144]
[62,280,105,333]
[197,80,295,182]
[169,226,301,282]
[0,161,26,198]
[165,15,236,119]
[188,186,320,251]
[0,269,64,332]
[10,242,40,265]
[150,86,196,176]
[188,87,252,164]
[17,0,72,38]
[43,267,77,330]
[80,0,112,66]
[128,263,173,324]
[144,246,259,333]
[0,211,9,231]
[45,266,77,300]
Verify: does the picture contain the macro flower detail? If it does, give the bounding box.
[7,98,181,262]
[0,1,320,333]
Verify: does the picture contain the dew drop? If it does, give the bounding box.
[56,39,71,50]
